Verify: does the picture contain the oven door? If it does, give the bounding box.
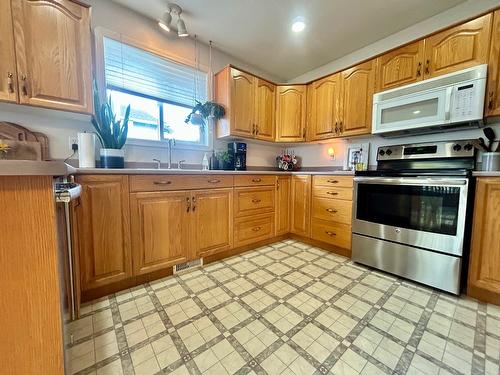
[352,176,469,256]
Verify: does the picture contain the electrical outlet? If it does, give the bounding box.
[69,136,78,152]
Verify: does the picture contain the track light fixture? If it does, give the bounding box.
[158,3,188,38]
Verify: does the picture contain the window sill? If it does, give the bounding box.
[126,138,211,151]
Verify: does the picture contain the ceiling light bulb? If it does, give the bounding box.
[292,17,306,33]
[158,11,172,32]
[177,18,189,37]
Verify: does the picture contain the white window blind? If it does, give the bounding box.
[103,37,207,107]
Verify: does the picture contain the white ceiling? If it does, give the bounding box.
[112,0,467,81]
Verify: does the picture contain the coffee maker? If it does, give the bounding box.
[228,142,247,170]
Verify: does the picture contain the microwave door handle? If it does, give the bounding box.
[444,87,453,121]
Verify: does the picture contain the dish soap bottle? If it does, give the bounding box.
[202,153,209,170]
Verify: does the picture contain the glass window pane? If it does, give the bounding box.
[381,98,439,124]
[107,89,160,141]
[162,103,203,144]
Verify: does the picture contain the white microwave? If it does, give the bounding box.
[372,64,487,137]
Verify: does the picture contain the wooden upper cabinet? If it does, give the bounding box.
[76,175,132,291]
[424,13,492,79]
[230,68,255,137]
[468,178,500,305]
[375,41,425,92]
[130,191,190,275]
[10,0,92,113]
[255,79,276,141]
[276,176,291,236]
[0,1,18,103]
[192,189,233,258]
[276,85,307,142]
[309,73,341,140]
[290,175,311,237]
[486,10,500,117]
[340,60,375,137]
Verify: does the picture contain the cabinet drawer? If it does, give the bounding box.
[234,187,275,217]
[313,186,353,201]
[312,197,352,224]
[311,219,351,249]
[130,175,233,192]
[313,175,353,188]
[234,175,276,187]
[234,213,274,247]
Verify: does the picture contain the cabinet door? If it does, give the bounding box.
[192,189,233,258]
[255,78,276,141]
[0,0,18,103]
[11,0,92,113]
[486,10,500,117]
[424,14,492,79]
[276,176,291,236]
[230,68,255,137]
[340,60,375,137]
[468,178,500,305]
[290,175,311,237]
[375,41,425,92]
[130,191,190,275]
[276,85,307,142]
[76,175,132,290]
[309,73,341,140]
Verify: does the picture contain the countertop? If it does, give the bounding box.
[472,171,500,177]
[74,167,355,175]
[0,160,76,176]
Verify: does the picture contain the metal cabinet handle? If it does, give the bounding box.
[7,72,14,93]
[416,62,422,77]
[325,231,336,236]
[208,179,221,183]
[21,75,28,96]
[251,198,261,203]
[326,191,338,196]
[338,121,343,133]
[252,178,262,183]
[334,121,338,134]
[425,59,430,75]
[302,127,306,138]
[192,196,196,211]
[255,125,259,136]
[488,91,494,110]
[252,226,262,232]
[276,180,280,190]
[252,124,256,135]
[326,208,338,213]
[153,180,172,185]
[327,179,339,184]
[186,197,191,212]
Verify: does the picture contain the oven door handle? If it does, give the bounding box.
[353,176,468,186]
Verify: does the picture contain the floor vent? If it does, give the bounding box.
[173,259,203,274]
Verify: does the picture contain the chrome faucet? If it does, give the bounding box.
[178,160,186,169]
[152,158,161,169]
[166,138,176,169]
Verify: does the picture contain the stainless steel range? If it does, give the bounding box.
[352,140,476,294]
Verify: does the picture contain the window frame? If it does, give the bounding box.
[94,27,212,151]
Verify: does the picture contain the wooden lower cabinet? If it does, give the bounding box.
[276,176,291,236]
[234,186,275,217]
[234,213,275,247]
[130,191,190,275]
[290,175,311,237]
[76,175,132,291]
[311,219,352,249]
[468,178,500,305]
[486,9,500,117]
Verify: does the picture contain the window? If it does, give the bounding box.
[102,37,208,146]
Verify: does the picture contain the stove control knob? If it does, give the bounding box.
[386,149,392,155]
[379,149,385,156]
[452,144,462,152]
[464,143,473,151]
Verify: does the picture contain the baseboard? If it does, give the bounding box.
[289,233,352,258]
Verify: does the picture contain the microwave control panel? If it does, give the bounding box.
[453,83,475,118]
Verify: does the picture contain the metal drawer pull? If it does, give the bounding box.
[21,75,28,96]
[326,191,338,195]
[186,197,191,212]
[252,226,262,232]
[7,72,14,93]
[153,181,172,185]
[192,197,196,211]
[327,180,339,184]
[251,199,261,203]
[252,178,262,182]
[326,208,338,213]
[325,231,336,236]
[208,179,221,183]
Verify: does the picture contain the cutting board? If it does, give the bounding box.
[0,122,50,161]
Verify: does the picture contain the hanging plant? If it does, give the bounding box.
[185,100,225,126]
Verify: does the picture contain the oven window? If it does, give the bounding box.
[356,184,460,235]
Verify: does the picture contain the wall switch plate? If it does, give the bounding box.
[69,136,78,151]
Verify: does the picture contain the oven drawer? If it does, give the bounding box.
[311,219,351,249]
[312,197,352,224]
[234,175,275,187]
[234,187,275,217]
[313,175,353,188]
[313,186,353,201]
[130,175,233,192]
[234,213,274,247]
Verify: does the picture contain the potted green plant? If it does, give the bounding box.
[91,83,130,168]
[217,150,232,170]
[185,100,225,127]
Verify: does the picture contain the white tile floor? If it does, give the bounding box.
[66,240,500,374]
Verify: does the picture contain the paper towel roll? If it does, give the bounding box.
[78,132,96,168]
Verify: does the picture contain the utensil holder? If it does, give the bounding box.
[481,152,500,171]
